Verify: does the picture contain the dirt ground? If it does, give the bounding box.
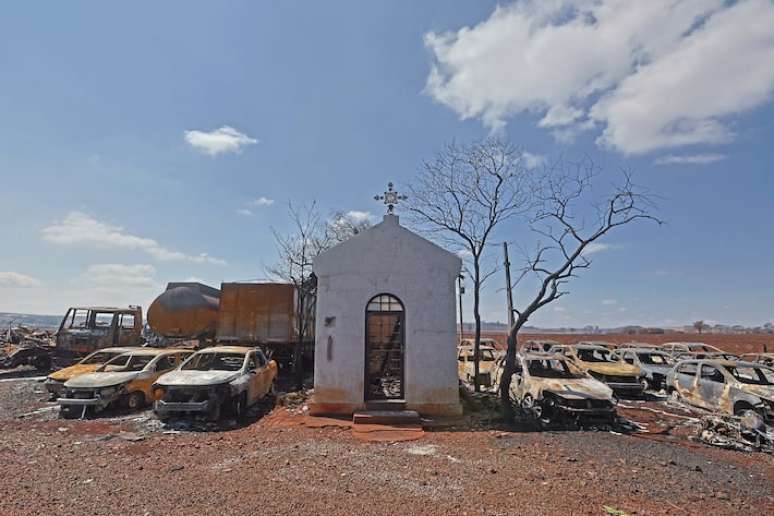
[0,375,772,515]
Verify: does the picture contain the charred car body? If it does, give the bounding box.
[503,353,617,425]
[45,346,145,398]
[740,353,774,368]
[613,347,673,391]
[457,344,498,388]
[55,306,143,362]
[660,342,722,359]
[666,359,774,424]
[552,344,645,396]
[57,349,191,418]
[153,346,277,421]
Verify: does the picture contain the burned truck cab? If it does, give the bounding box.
[55,306,143,362]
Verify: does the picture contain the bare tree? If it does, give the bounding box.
[407,139,533,392]
[268,203,371,390]
[499,160,662,415]
[693,320,706,334]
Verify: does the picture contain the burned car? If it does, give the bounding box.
[660,342,722,359]
[613,347,673,391]
[740,353,774,368]
[666,359,774,423]
[45,346,145,398]
[504,353,617,425]
[55,306,143,361]
[153,346,277,421]
[457,344,498,388]
[521,339,561,353]
[553,344,645,396]
[57,349,191,419]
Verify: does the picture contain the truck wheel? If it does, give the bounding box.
[126,391,145,411]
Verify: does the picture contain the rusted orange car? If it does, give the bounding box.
[57,348,192,418]
[45,346,146,398]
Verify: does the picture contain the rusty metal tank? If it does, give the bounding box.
[147,282,221,339]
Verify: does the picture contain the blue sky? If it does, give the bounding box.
[1,1,773,328]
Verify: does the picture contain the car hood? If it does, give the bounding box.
[156,370,240,387]
[48,364,100,382]
[535,377,614,400]
[582,362,640,376]
[739,384,774,399]
[65,371,139,389]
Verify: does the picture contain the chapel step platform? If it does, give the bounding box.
[352,410,421,426]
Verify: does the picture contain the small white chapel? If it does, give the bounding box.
[308,183,463,417]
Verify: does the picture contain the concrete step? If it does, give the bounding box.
[365,400,406,411]
[352,410,421,426]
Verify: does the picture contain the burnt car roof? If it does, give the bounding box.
[69,306,139,312]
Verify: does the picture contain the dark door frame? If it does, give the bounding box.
[364,293,406,402]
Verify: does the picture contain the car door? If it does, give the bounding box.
[673,361,699,401]
[245,352,264,406]
[697,364,726,411]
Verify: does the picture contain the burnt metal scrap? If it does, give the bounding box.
[695,414,774,453]
[1,324,54,369]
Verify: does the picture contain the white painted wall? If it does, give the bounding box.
[310,214,462,415]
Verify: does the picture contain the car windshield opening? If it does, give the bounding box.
[527,359,585,379]
[81,351,119,365]
[101,354,153,372]
[182,353,245,372]
[576,349,615,363]
[638,353,668,365]
[724,366,774,385]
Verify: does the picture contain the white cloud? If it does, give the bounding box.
[252,196,275,207]
[456,249,474,259]
[425,0,774,154]
[345,210,375,224]
[84,264,156,288]
[42,212,226,265]
[0,272,42,288]
[184,126,258,156]
[602,299,618,306]
[237,208,253,216]
[654,153,726,165]
[521,151,545,169]
[582,242,611,255]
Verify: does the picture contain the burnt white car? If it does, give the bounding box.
[153,346,277,421]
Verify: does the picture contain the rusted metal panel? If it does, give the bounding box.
[215,283,302,344]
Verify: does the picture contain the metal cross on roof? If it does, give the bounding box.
[374,182,408,214]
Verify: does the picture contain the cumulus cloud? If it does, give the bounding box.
[184,126,258,156]
[42,212,226,265]
[424,0,774,154]
[252,196,275,207]
[84,264,156,288]
[521,151,546,169]
[654,153,726,165]
[344,210,375,224]
[0,272,42,288]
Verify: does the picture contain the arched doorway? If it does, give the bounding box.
[365,294,405,401]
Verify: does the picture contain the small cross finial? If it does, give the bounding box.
[374,182,407,214]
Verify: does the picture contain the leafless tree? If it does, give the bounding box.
[407,139,533,392]
[693,320,706,334]
[268,203,371,390]
[499,159,662,415]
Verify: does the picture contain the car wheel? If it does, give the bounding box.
[60,406,79,420]
[521,395,542,420]
[669,388,681,402]
[126,391,145,411]
[640,378,650,393]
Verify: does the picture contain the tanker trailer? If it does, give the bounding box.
[147,282,221,345]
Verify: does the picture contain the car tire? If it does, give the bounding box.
[126,391,145,411]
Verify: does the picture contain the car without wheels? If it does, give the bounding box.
[666,359,774,424]
[739,353,774,368]
[613,348,673,391]
[551,344,645,396]
[500,353,617,425]
[57,349,191,419]
[661,342,722,358]
[153,346,277,421]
